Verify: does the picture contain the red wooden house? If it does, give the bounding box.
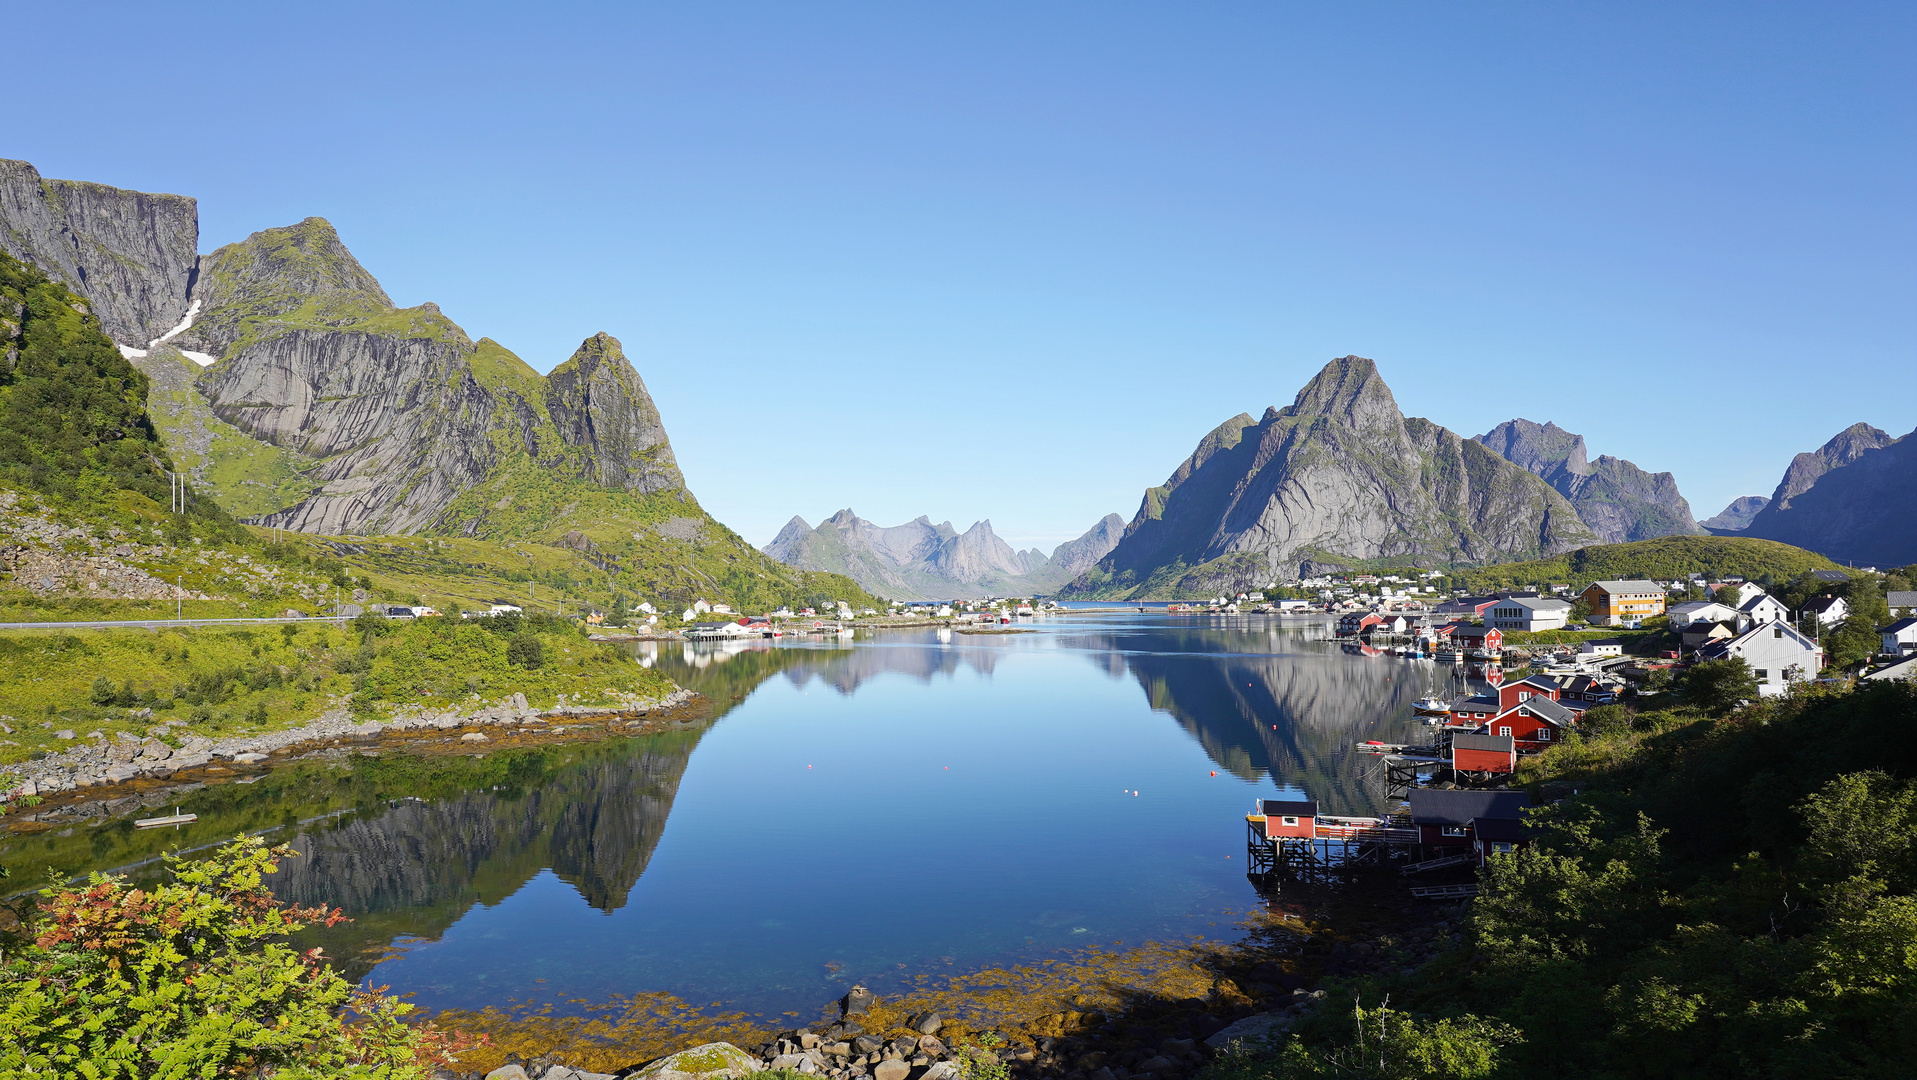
[1407,789,1532,850]
[1253,798,1317,840]
[1451,731,1517,775]
[1454,625,1504,655]
[1478,695,1573,751]
[1495,675,1561,712]
[1337,612,1384,637]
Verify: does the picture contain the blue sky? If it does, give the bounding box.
[13,3,1912,548]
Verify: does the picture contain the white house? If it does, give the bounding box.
[691,599,713,615]
[1738,592,1791,626]
[1579,640,1625,658]
[1696,622,1823,697]
[488,604,522,615]
[1667,601,1744,630]
[1882,618,1917,658]
[1485,596,1572,632]
[1888,591,1917,617]
[1801,595,1847,627]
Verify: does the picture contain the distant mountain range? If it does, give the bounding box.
[764,510,1124,600]
[1711,422,1917,567]
[0,158,873,610]
[1471,419,1701,543]
[1060,357,1598,600]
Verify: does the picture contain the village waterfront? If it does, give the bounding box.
[0,612,1467,1060]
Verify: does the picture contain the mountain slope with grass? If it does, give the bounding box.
[0,161,876,616]
[1063,357,1596,599]
[1450,533,1841,592]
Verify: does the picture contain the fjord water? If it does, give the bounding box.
[1,613,1434,1018]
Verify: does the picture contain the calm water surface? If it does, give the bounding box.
[1,613,1448,1018]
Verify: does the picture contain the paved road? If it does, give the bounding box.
[0,615,353,631]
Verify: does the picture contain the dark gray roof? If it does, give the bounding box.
[1408,788,1532,825]
[1889,591,1917,609]
[1453,732,1515,753]
[1803,595,1844,613]
[1260,798,1317,818]
[1813,570,1851,582]
[1516,696,1575,724]
[1473,817,1528,842]
[1886,618,1917,634]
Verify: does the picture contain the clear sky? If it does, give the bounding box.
[11,3,1912,549]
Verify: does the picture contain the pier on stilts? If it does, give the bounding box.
[1244,798,1420,890]
[1351,740,1448,799]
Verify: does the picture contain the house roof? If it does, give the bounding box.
[1513,696,1575,724]
[1813,570,1851,582]
[1453,732,1515,753]
[1585,580,1663,595]
[1473,817,1528,842]
[1803,596,1845,613]
[1407,788,1532,825]
[1449,694,1498,711]
[1888,591,1917,609]
[1260,799,1317,818]
[1515,675,1562,693]
[1739,593,1782,612]
[1885,617,1917,634]
[1495,597,1571,613]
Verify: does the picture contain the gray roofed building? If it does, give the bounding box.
[1452,732,1516,753]
[1407,788,1532,825]
[1513,695,1575,725]
[1889,591,1917,612]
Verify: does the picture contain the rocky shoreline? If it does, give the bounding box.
[0,687,700,805]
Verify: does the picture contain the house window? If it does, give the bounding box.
[1774,628,1784,638]
[1281,816,1299,827]
[1538,728,1551,741]
[1518,691,1529,701]
[1491,842,1515,854]
[1498,726,1512,737]
[1441,826,1467,837]
[1754,669,1768,681]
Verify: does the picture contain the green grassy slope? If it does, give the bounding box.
[1453,534,1841,591]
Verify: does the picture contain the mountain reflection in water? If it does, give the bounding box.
[3,613,1460,1014]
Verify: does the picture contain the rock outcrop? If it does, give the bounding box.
[0,159,197,347]
[1062,357,1596,599]
[1473,418,1701,543]
[1741,424,1917,567]
[1701,495,1770,533]
[765,510,1124,600]
[543,331,684,493]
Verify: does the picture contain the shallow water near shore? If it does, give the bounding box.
[1,612,1443,1021]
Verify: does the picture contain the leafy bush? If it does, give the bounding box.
[507,632,545,669]
[1202,997,1518,1080]
[0,835,479,1077]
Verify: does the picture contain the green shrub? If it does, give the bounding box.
[506,633,545,669]
[0,835,480,1076]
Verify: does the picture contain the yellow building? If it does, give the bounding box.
[1580,579,1667,626]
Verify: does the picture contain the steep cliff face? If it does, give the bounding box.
[1473,418,1701,543]
[764,510,1123,600]
[1063,357,1596,599]
[1756,422,1895,515]
[1702,495,1770,532]
[0,159,197,347]
[1741,424,1917,566]
[543,332,684,494]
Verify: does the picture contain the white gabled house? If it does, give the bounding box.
[1667,601,1744,630]
[1882,617,1917,658]
[1801,595,1847,628]
[1738,591,1791,626]
[1695,622,1823,696]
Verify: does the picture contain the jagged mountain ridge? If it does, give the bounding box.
[1062,356,1598,600]
[1702,495,1770,533]
[0,159,880,611]
[1472,418,1702,543]
[1740,423,1917,566]
[765,510,1125,600]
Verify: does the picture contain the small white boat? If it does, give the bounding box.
[135,811,197,829]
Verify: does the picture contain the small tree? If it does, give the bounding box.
[1713,585,1743,608]
[1569,597,1594,624]
[0,835,479,1077]
[507,632,545,669]
[1683,657,1760,714]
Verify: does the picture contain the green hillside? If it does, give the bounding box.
[1454,534,1841,591]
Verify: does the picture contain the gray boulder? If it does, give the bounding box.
[1203,1012,1292,1050]
[628,1042,762,1080]
[486,1067,530,1080]
[871,1061,910,1080]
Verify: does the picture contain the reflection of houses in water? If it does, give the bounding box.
[268,734,703,982]
[1060,624,1433,816]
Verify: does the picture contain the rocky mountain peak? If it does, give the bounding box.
[1283,355,1399,428]
[1769,422,1894,511]
[1474,419,1591,479]
[0,159,198,346]
[544,333,683,495]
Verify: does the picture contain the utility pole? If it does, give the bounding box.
[176,574,182,620]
